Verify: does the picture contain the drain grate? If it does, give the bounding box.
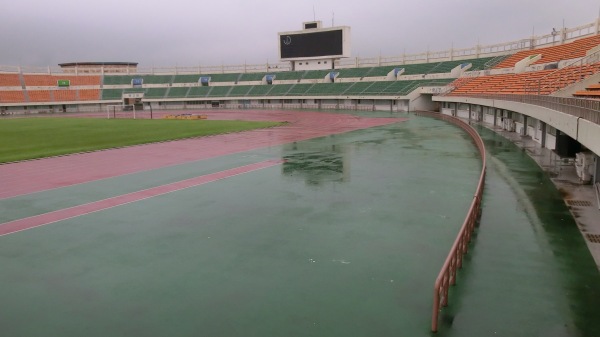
[585,233,600,244]
[566,200,593,207]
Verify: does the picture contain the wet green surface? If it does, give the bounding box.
[0,114,478,337]
[437,125,600,337]
[0,150,281,223]
[1,113,599,336]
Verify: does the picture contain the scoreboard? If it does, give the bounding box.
[278,26,350,61]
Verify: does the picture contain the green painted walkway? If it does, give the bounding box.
[437,125,600,336]
[0,113,599,336]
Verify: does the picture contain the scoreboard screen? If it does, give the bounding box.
[279,28,346,59]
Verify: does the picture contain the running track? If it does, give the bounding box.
[0,110,401,199]
[0,160,283,236]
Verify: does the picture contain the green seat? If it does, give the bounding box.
[167,87,190,98]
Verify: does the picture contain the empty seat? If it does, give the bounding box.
[0,90,25,103]
[494,35,600,68]
[0,74,21,87]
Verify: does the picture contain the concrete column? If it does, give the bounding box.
[453,103,457,117]
[493,108,498,126]
[593,155,600,185]
[523,115,528,136]
[468,104,472,121]
[541,122,547,148]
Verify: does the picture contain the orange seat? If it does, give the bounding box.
[28,90,52,102]
[494,35,600,69]
[0,90,25,103]
[24,74,101,87]
[0,74,21,87]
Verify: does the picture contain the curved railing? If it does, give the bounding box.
[416,111,487,333]
[445,93,600,125]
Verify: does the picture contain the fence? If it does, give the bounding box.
[416,111,487,333]
[455,94,600,125]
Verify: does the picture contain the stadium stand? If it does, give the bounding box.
[267,84,294,95]
[336,67,373,78]
[172,74,202,84]
[0,90,26,103]
[573,82,600,98]
[493,35,600,68]
[362,81,393,94]
[273,71,305,81]
[166,87,190,98]
[103,75,140,86]
[144,88,168,99]
[123,88,145,95]
[303,70,334,80]
[103,75,173,86]
[28,90,52,102]
[207,86,233,97]
[305,82,354,95]
[52,89,77,101]
[172,73,239,83]
[246,84,274,96]
[206,73,241,83]
[238,73,268,82]
[78,89,100,101]
[2,20,599,110]
[343,82,376,95]
[187,86,211,98]
[229,85,254,96]
[286,83,315,96]
[24,75,101,86]
[102,89,123,100]
[448,63,600,95]
[0,74,22,87]
[368,66,401,77]
[333,57,496,79]
[142,75,173,84]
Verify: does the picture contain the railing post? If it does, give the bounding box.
[427,112,487,333]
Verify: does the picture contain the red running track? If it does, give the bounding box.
[0,110,401,199]
[0,160,283,236]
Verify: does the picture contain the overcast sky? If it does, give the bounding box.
[1,0,599,68]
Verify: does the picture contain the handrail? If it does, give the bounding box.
[525,49,600,94]
[439,56,508,96]
[1,18,598,75]
[447,93,600,125]
[416,111,487,333]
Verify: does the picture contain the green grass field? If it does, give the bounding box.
[0,118,282,163]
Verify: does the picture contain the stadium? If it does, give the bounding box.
[1,6,600,337]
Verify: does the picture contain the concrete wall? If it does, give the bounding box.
[579,118,600,155]
[409,94,437,112]
[434,96,600,157]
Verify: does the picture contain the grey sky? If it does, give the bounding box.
[1,0,599,67]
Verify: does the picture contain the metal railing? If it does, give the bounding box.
[416,111,487,333]
[525,49,600,95]
[453,93,600,125]
[438,55,510,96]
[2,18,598,75]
